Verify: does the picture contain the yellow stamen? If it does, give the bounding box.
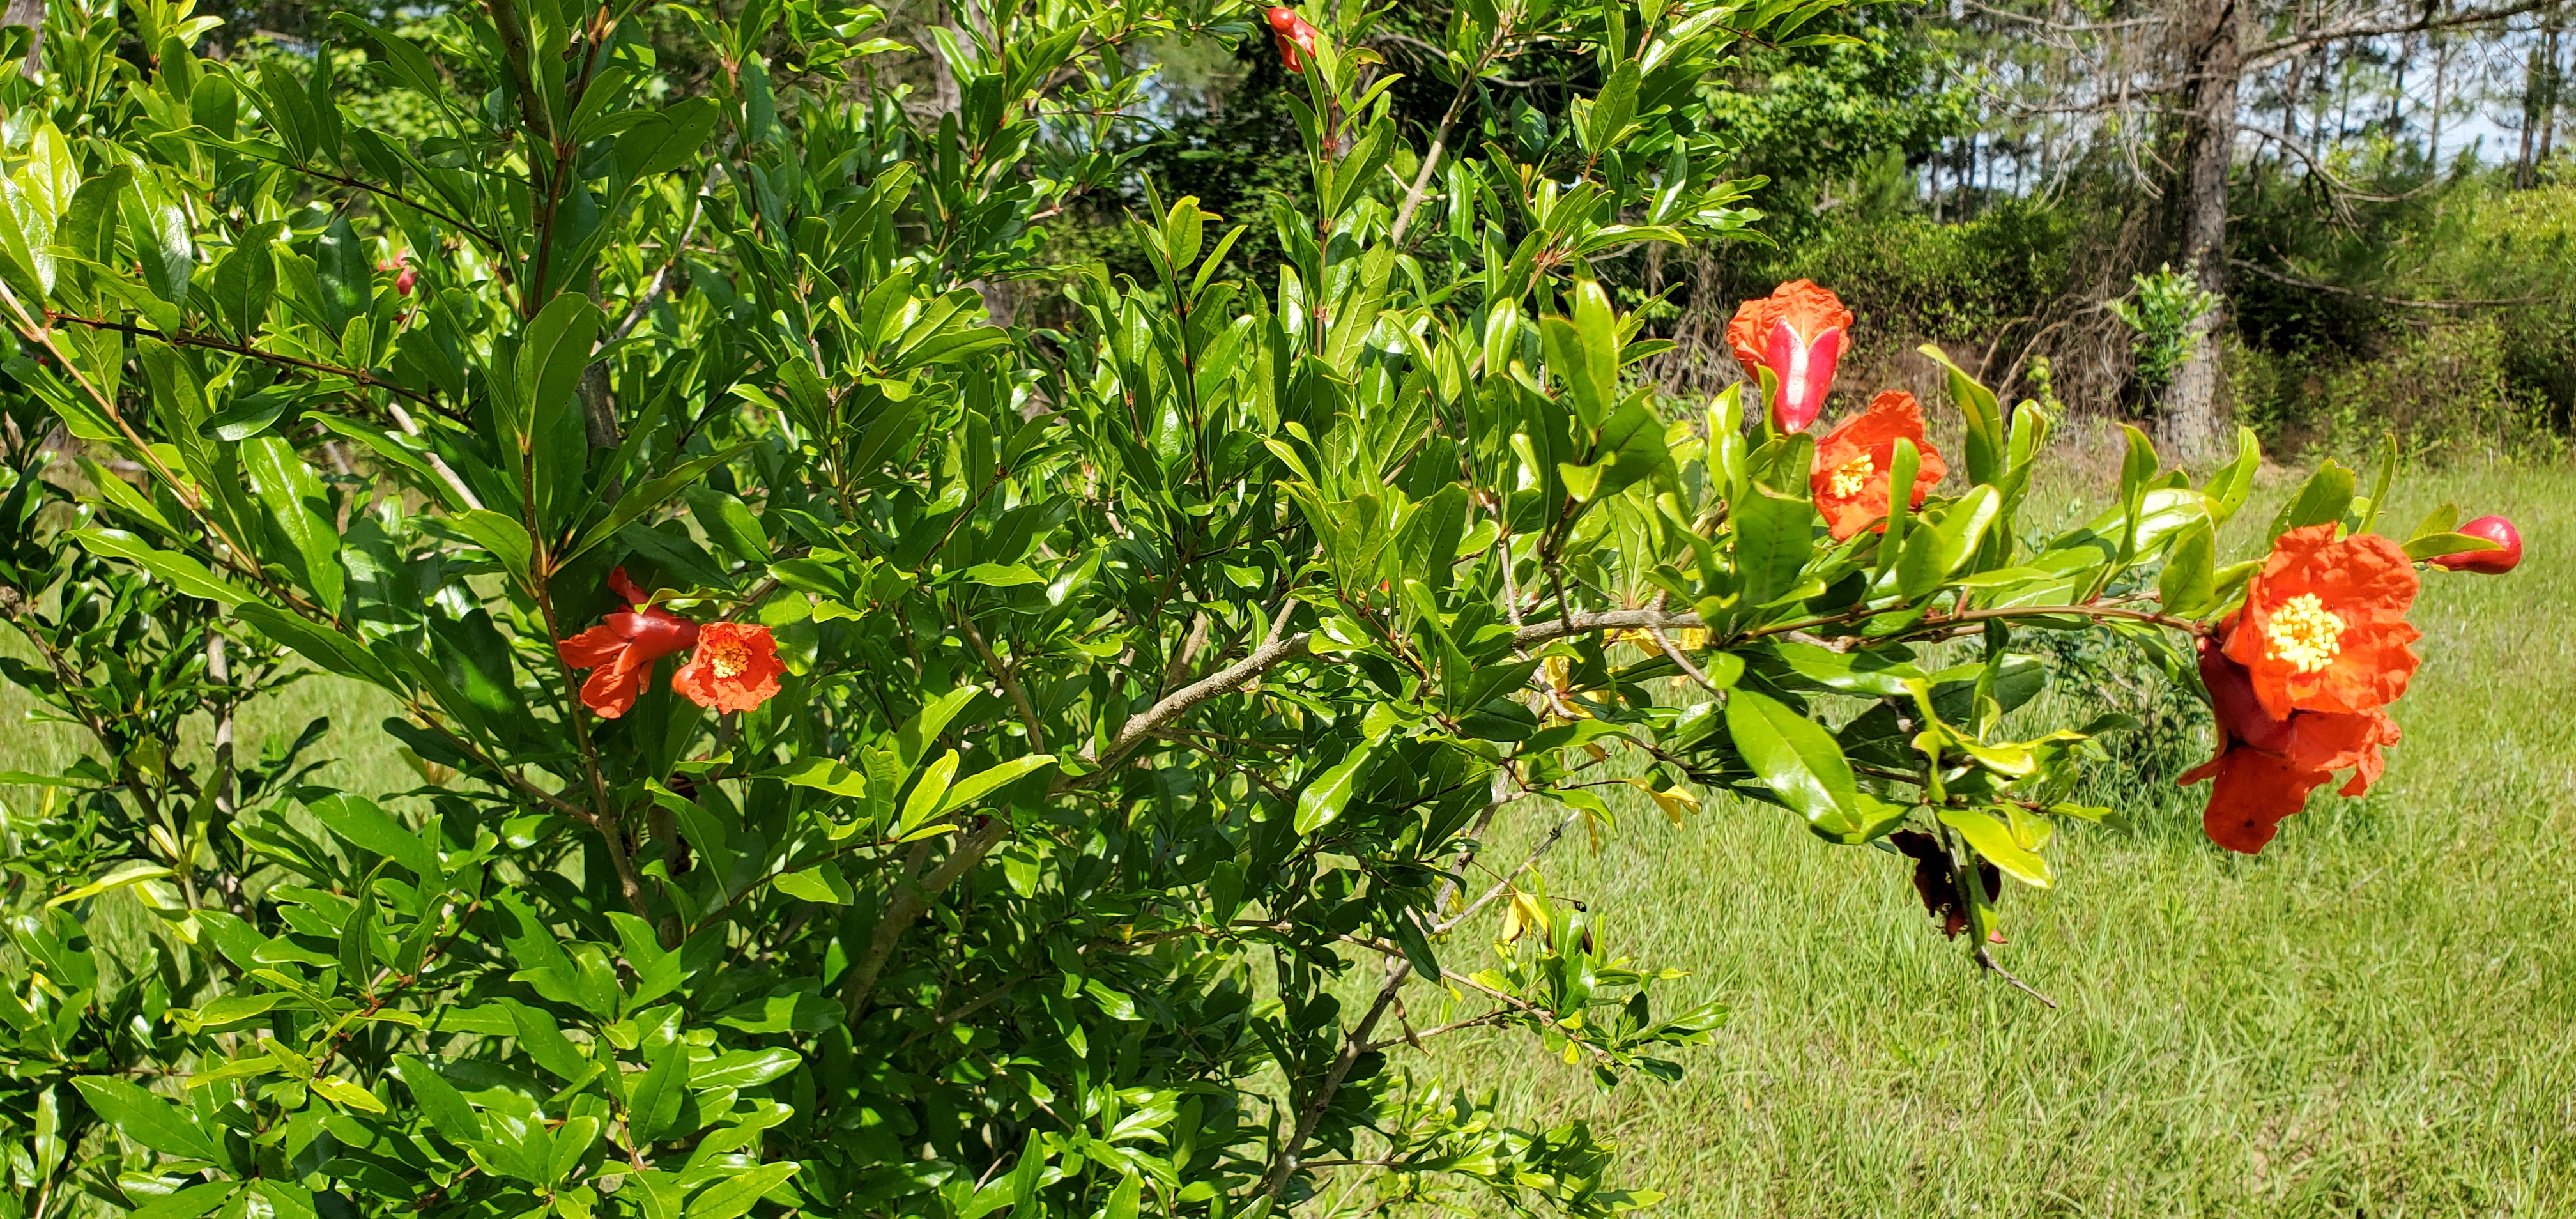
[709,640,749,678]
[2264,593,2345,673]
[1828,456,1874,499]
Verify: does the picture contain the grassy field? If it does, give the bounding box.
[1406,463,2576,1216]
[4,459,2570,1217]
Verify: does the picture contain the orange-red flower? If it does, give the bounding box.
[2185,636,2400,854]
[1808,390,1946,541]
[558,568,700,719]
[1266,6,1320,71]
[672,621,784,714]
[1727,280,1853,431]
[2220,525,2419,721]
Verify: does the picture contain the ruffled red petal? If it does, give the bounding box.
[1809,391,1946,540]
[2197,747,2333,854]
[2223,525,2421,719]
[672,622,785,714]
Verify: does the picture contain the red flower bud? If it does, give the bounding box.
[2430,514,2521,574]
[1726,280,1852,432]
[395,266,417,296]
[1266,6,1320,72]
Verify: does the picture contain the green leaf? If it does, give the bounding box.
[687,1162,799,1219]
[1294,735,1384,834]
[309,793,442,880]
[1100,1172,1142,1219]
[896,749,960,837]
[1731,486,1814,610]
[1922,344,2007,487]
[392,1055,484,1143]
[691,1048,801,1089]
[447,508,537,590]
[241,436,345,614]
[1938,808,2053,888]
[896,687,983,772]
[123,175,194,308]
[65,528,247,606]
[772,865,853,904]
[129,1183,240,1219]
[566,443,755,563]
[312,218,371,333]
[503,1000,595,1085]
[1726,688,1873,841]
[310,1075,387,1113]
[188,993,283,1029]
[2271,460,2355,540]
[961,562,1043,587]
[1748,641,1923,698]
[2401,531,2503,561]
[45,860,174,908]
[936,755,1055,816]
[1897,484,2000,598]
[2409,502,2460,540]
[235,602,400,688]
[627,1038,687,1144]
[2159,523,2214,617]
[1584,60,1641,151]
[682,486,772,564]
[70,1077,222,1162]
[518,294,604,434]
[767,757,871,799]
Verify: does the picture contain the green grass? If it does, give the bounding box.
[6,461,2569,1217]
[1402,464,2576,1216]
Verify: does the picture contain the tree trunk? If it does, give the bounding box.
[3,0,40,75]
[2431,33,2448,164]
[2518,35,2543,187]
[2161,0,2242,461]
[2542,8,2564,166]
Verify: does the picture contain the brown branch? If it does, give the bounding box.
[2249,0,2555,61]
[51,314,457,417]
[2228,259,2543,310]
[839,813,1015,1018]
[1389,13,1515,245]
[1087,610,1715,784]
[283,161,506,256]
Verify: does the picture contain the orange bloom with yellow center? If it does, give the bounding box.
[1807,391,1946,541]
[673,621,785,713]
[2220,524,2419,721]
[1726,280,1853,432]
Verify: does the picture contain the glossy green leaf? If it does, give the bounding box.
[242,435,346,614]
[1725,688,1865,839]
[2159,522,2214,617]
[2402,531,2504,561]
[1938,808,2053,888]
[70,1077,222,1162]
[1731,486,1815,610]
[66,528,247,606]
[687,1163,799,1219]
[1294,735,1384,834]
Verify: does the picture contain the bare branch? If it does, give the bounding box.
[2248,0,2554,61]
[1084,611,1714,784]
[2229,258,2544,309]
